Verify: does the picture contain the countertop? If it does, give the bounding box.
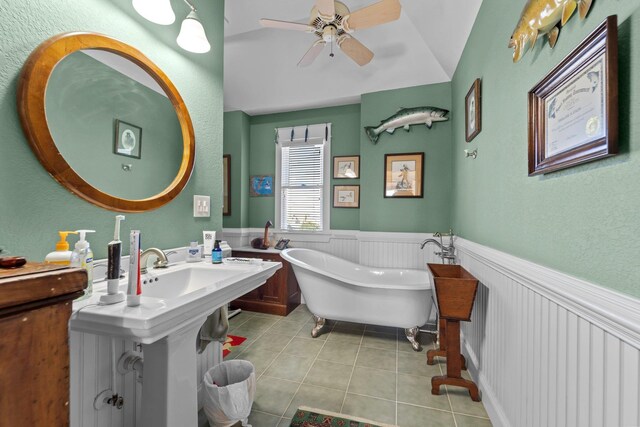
[233,246,283,254]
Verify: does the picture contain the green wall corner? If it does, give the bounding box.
[360,83,453,232]
[451,0,640,297]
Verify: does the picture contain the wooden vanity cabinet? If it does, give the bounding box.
[0,264,87,427]
[230,251,300,316]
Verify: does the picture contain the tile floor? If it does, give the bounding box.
[224,304,492,427]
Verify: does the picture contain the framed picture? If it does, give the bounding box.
[528,16,618,176]
[333,185,360,208]
[465,79,481,142]
[250,175,273,197]
[223,155,231,215]
[113,119,142,159]
[333,155,360,179]
[384,152,424,198]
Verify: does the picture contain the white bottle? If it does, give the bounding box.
[186,241,202,263]
[72,230,95,300]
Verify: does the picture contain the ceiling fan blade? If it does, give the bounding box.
[259,19,316,32]
[338,35,374,66]
[345,0,401,31]
[298,40,326,67]
[315,0,336,18]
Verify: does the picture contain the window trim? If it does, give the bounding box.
[275,124,331,233]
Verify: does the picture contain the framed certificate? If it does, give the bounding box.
[528,16,618,176]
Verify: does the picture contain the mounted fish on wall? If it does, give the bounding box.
[509,0,594,63]
[364,106,449,144]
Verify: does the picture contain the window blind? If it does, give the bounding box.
[277,124,329,232]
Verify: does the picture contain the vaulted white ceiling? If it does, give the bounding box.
[224,0,482,115]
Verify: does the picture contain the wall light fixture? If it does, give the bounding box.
[177,4,211,53]
[132,0,175,25]
[132,0,211,54]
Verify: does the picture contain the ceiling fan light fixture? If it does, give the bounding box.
[177,10,211,53]
[322,26,337,42]
[132,0,176,25]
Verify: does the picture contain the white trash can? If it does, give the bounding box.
[203,360,256,427]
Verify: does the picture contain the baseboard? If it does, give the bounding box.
[461,339,510,427]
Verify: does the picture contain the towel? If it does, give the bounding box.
[197,306,229,354]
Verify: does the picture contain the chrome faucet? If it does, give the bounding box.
[420,229,456,264]
[140,248,169,274]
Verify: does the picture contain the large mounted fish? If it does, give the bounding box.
[364,106,449,144]
[510,0,594,63]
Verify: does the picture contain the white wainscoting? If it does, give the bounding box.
[221,228,443,267]
[455,238,640,427]
[71,232,640,427]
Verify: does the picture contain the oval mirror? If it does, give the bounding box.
[18,32,195,212]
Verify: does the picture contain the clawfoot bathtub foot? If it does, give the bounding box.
[405,327,421,351]
[311,316,326,338]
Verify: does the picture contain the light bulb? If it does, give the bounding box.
[177,11,211,53]
[132,0,175,25]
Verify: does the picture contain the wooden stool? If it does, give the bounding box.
[427,264,480,402]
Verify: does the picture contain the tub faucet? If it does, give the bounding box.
[420,229,456,264]
[140,248,169,274]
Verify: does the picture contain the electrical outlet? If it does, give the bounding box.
[193,195,210,218]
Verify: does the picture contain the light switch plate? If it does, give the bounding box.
[193,195,211,218]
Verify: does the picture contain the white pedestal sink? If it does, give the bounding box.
[71,261,281,427]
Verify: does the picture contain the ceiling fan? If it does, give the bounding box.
[259,0,402,67]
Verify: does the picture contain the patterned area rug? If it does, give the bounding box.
[222,335,247,358]
[290,406,397,427]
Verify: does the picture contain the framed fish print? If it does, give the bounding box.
[333,185,360,208]
[465,79,481,142]
[333,155,360,179]
[384,152,424,198]
[528,16,618,176]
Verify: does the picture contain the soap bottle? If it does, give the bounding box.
[187,241,201,263]
[45,231,77,265]
[71,230,95,299]
[212,240,222,264]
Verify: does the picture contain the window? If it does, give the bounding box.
[275,123,331,232]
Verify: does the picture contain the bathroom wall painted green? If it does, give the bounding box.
[223,111,250,228]
[0,0,225,260]
[359,83,452,232]
[225,84,453,234]
[46,52,182,200]
[451,1,640,297]
[243,104,362,230]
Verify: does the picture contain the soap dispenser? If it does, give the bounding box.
[71,230,95,299]
[45,231,77,265]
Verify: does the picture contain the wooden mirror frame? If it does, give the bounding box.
[17,32,196,212]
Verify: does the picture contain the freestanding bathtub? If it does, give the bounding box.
[280,248,433,350]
